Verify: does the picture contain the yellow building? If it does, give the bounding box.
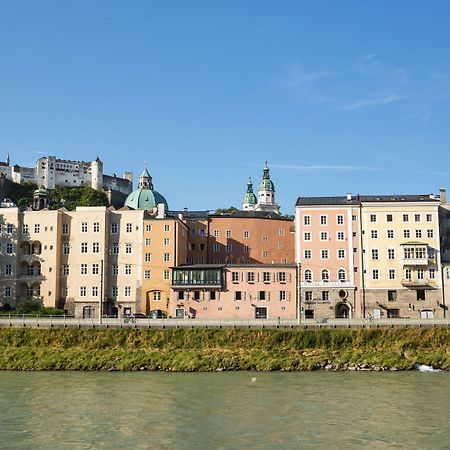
[361,194,444,319]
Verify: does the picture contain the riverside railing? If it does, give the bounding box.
[0,315,449,329]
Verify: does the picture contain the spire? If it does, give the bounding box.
[6,153,10,166]
[258,161,275,193]
[242,176,257,210]
[138,162,153,189]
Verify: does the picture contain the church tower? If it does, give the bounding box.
[242,177,257,210]
[255,162,280,214]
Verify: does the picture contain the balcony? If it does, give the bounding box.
[402,258,429,266]
[401,278,434,288]
[302,280,353,288]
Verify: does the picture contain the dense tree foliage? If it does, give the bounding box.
[214,206,237,214]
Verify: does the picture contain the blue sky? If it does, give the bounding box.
[1,1,450,213]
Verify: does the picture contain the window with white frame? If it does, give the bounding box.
[388,249,395,260]
[415,214,421,222]
[163,253,170,262]
[164,238,170,246]
[426,214,432,222]
[145,238,151,246]
[163,270,170,280]
[322,291,329,301]
[6,243,13,254]
[125,265,132,275]
[404,230,410,239]
[372,249,379,260]
[278,272,286,282]
[63,243,70,254]
[321,249,329,259]
[429,268,436,279]
[338,269,346,281]
[387,230,394,239]
[164,224,170,232]
[337,215,344,225]
[213,243,220,252]
[226,230,232,238]
[320,215,327,225]
[372,269,379,280]
[243,230,249,238]
[62,264,69,276]
[403,214,409,222]
[386,214,393,222]
[304,215,311,226]
[80,264,88,275]
[93,222,100,232]
[263,272,271,282]
[92,263,99,275]
[111,223,118,234]
[417,269,424,280]
[80,287,87,297]
[153,291,161,301]
[144,270,151,279]
[232,272,239,282]
[320,231,328,241]
[92,242,100,253]
[23,224,29,234]
[370,214,377,222]
[371,230,378,239]
[405,268,412,280]
[92,286,99,297]
[247,272,255,282]
[305,291,313,302]
[304,269,312,281]
[34,224,40,233]
[279,228,285,236]
[321,269,329,281]
[278,242,285,249]
[124,286,131,297]
[226,244,232,252]
[416,230,422,239]
[388,269,396,280]
[112,264,119,275]
[112,243,119,254]
[304,232,311,241]
[111,286,118,297]
[338,249,345,259]
[213,229,219,237]
[279,291,286,301]
[337,231,345,241]
[125,243,132,254]
[427,229,433,238]
[81,222,88,233]
[145,224,152,232]
[81,242,88,253]
[244,245,249,253]
[126,223,132,233]
[304,249,312,259]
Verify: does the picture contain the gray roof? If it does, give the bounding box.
[296,194,440,206]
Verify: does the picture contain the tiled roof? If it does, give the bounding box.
[296,194,440,206]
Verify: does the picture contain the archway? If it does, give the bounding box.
[335,302,350,319]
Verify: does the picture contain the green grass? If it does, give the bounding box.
[0,327,448,371]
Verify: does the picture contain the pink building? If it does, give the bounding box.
[295,196,362,319]
[169,264,298,320]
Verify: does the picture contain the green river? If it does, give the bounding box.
[0,371,449,449]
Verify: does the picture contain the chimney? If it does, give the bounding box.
[156,203,165,219]
[346,193,352,201]
[440,187,446,204]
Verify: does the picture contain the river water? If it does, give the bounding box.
[0,371,449,449]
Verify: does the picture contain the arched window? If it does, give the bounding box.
[304,269,312,281]
[321,269,330,281]
[338,269,346,281]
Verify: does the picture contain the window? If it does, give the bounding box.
[112,264,119,275]
[213,229,219,237]
[262,236,269,242]
[124,287,131,297]
[125,265,132,275]
[226,230,232,238]
[247,272,255,283]
[371,230,378,239]
[415,214,421,222]
[417,290,425,301]
[232,272,239,282]
[426,214,432,222]
[6,243,13,254]
[243,230,249,238]
[386,214,393,222]
[370,214,377,222]
[304,215,311,226]
[388,249,395,260]
[320,231,328,241]
[213,243,220,252]
[337,231,345,241]
[322,291,329,301]
[81,222,88,233]
[427,229,433,238]
[126,223,132,233]
[178,291,184,300]
[80,264,88,275]
[111,223,118,234]
[164,238,170,246]
[388,269,396,280]
[304,269,312,281]
[416,230,422,239]
[199,229,205,236]
[93,222,100,232]
[403,214,409,222]
[145,238,151,246]
[262,251,268,258]
[321,269,329,281]
[404,230,410,239]
[387,230,394,239]
[112,243,119,254]
[304,249,312,259]
[153,291,161,301]
[405,269,412,280]
[4,286,11,297]
[210,291,217,301]
[81,242,88,253]
[321,249,329,259]
[278,272,286,282]
[337,215,344,225]
[163,270,170,280]
[111,286,118,297]
[4,264,12,275]
[305,291,313,302]
[243,245,249,253]
[146,224,152,232]
[279,291,286,301]
[258,291,267,301]
[235,291,242,301]
[80,287,87,297]
[338,269,346,281]
[279,228,285,236]
[5,224,12,233]
[92,242,100,253]
[92,286,98,297]
[417,269,424,280]
[63,243,70,255]
[304,232,311,241]
[372,269,379,280]
[226,244,232,252]
[22,224,29,234]
[388,290,397,302]
[144,270,151,279]
[164,224,170,232]
[34,224,40,233]
[263,272,271,282]
[277,242,285,249]
[320,215,327,225]
[337,249,345,259]
[193,291,200,301]
[125,243,132,254]
[429,268,436,279]
[163,253,170,262]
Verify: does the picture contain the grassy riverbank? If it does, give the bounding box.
[0,327,449,371]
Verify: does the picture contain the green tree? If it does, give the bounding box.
[215,206,237,214]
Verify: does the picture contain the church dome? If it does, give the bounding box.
[124,163,169,211]
[258,162,275,192]
[242,177,257,205]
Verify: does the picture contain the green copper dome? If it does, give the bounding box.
[33,186,49,196]
[258,162,275,192]
[243,177,257,205]
[124,163,169,210]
